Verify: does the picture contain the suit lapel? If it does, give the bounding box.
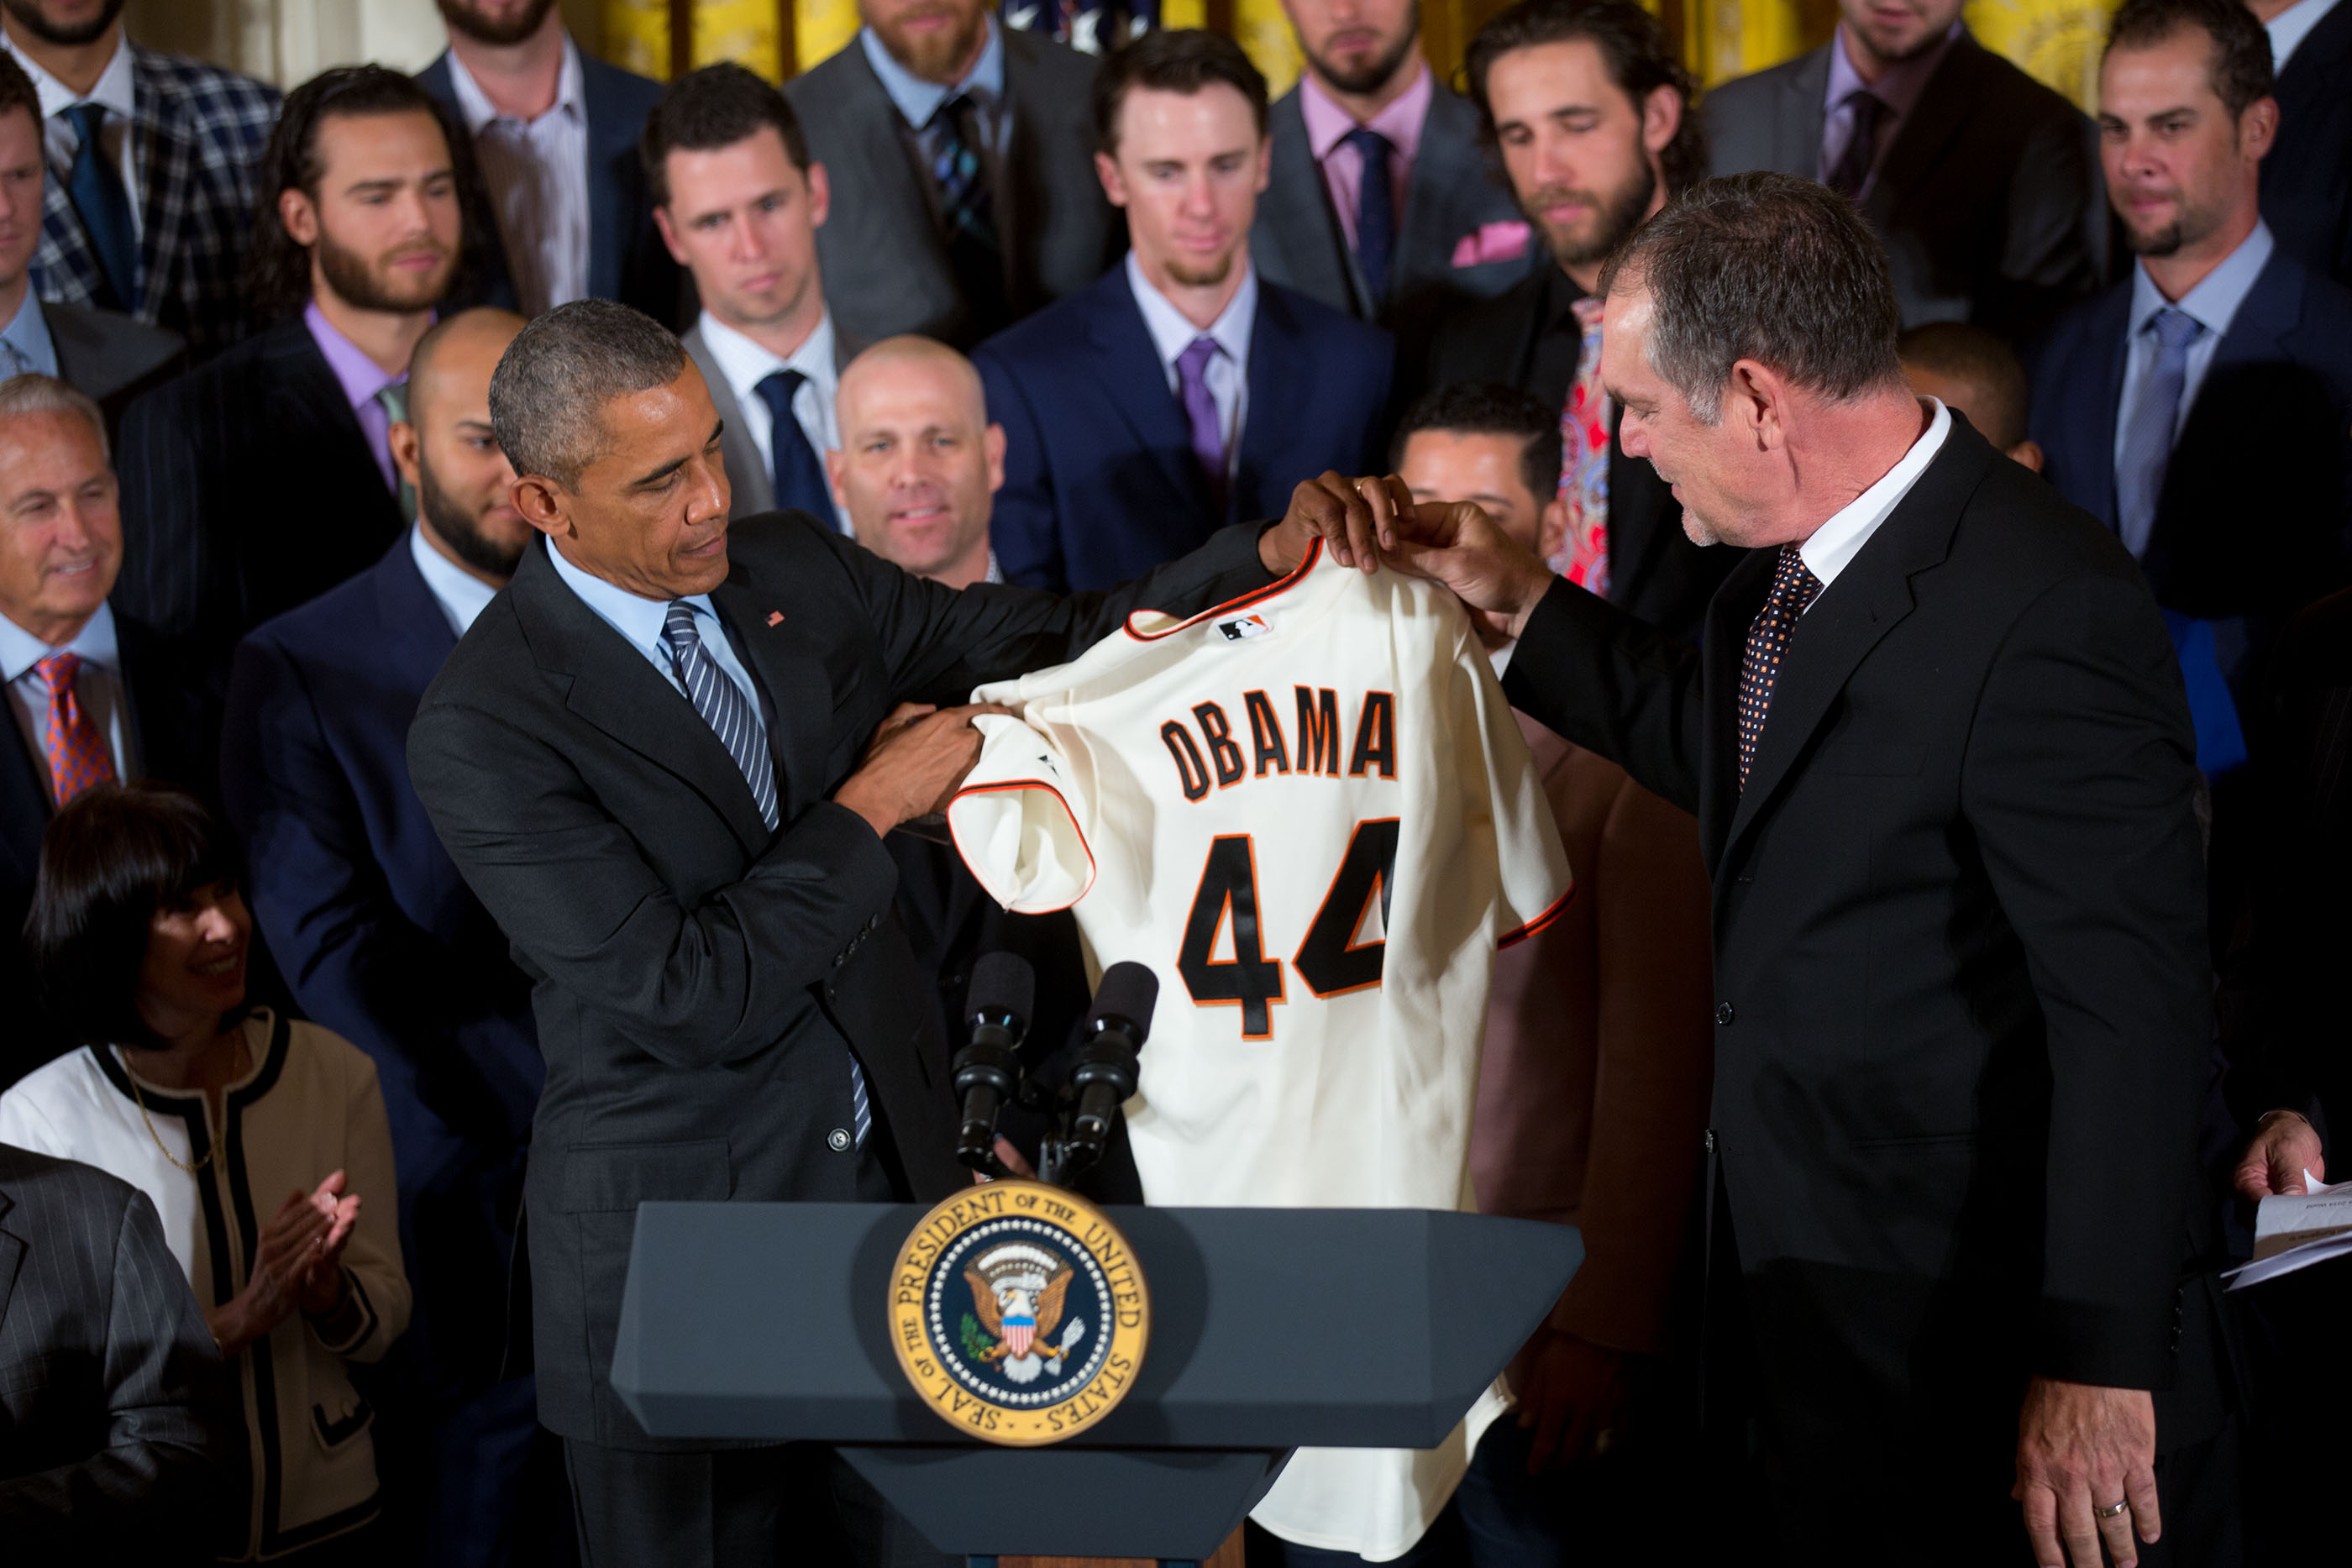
[129,57,199,326]
[579,58,630,303]
[1716,424,1992,868]
[685,328,774,516]
[374,539,462,690]
[1777,46,1833,177]
[508,541,773,857]
[0,704,50,889]
[711,562,835,822]
[1397,90,1504,296]
[1084,275,1216,517]
[2201,251,2302,382]
[1263,93,1362,315]
[269,324,406,536]
[1236,286,1309,522]
[0,1188,22,1342]
[1698,550,1775,871]
[1866,38,1981,229]
[2083,284,2133,529]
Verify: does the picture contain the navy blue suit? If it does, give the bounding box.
[417,49,684,329]
[219,542,547,1568]
[974,266,1393,590]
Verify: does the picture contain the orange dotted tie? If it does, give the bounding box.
[1735,546,1824,790]
[35,650,115,805]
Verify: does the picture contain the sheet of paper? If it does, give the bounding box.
[2224,1172,2352,1290]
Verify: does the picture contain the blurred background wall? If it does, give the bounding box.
[120,0,2121,113]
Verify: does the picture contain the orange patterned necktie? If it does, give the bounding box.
[1551,296,1612,595]
[36,651,114,805]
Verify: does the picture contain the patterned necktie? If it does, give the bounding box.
[35,651,114,805]
[753,370,836,520]
[1735,546,1824,789]
[373,381,417,523]
[2113,307,2204,559]
[1342,126,1396,303]
[1553,296,1613,594]
[928,92,1007,336]
[61,103,137,312]
[1175,335,1227,517]
[1825,91,1889,201]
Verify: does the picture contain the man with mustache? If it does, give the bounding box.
[113,66,470,684]
[785,0,1114,349]
[1704,0,2103,341]
[221,308,556,1568]
[1252,0,1534,346]
[1425,0,1738,643]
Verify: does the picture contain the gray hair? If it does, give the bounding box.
[489,299,687,488]
[0,372,108,460]
[1598,172,1905,423]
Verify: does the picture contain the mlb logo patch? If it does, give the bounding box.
[1216,613,1273,642]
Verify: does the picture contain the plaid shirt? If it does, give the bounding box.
[29,46,279,359]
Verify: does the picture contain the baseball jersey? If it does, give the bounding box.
[948,541,1573,1558]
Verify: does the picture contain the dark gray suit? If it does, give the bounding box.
[0,1144,239,1558]
[1704,33,2105,340]
[784,30,1115,349]
[41,301,184,435]
[1251,79,1533,336]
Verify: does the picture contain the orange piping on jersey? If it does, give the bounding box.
[1496,883,1578,949]
[1123,537,1326,642]
[945,778,1099,913]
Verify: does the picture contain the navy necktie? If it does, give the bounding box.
[62,102,137,312]
[2114,307,2205,559]
[1343,127,1396,303]
[753,369,836,521]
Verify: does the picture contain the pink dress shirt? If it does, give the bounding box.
[302,300,405,496]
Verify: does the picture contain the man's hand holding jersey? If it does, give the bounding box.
[833,701,1011,841]
[1284,472,1558,642]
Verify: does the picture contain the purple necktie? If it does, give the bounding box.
[1176,334,1227,515]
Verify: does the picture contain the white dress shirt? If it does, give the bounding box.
[543,538,764,712]
[444,36,591,317]
[1,601,137,805]
[1126,249,1257,485]
[1798,397,1952,599]
[5,32,142,235]
[2268,0,2344,70]
[696,307,849,531]
[409,523,501,640]
[2112,221,2275,472]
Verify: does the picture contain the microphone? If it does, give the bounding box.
[1068,962,1158,1156]
[953,952,1033,1174]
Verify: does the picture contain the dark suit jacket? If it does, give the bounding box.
[1251,78,1534,356]
[1500,417,2213,1523]
[405,514,1278,1447]
[2030,248,2352,626]
[1704,33,2104,340]
[1425,266,1744,643]
[0,1144,239,1556]
[417,49,684,328]
[220,542,540,1407]
[976,266,1394,590]
[41,302,184,435]
[2,609,213,1088]
[2261,0,2352,289]
[113,316,407,680]
[785,30,1116,348]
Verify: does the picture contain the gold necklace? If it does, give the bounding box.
[116,1047,216,1177]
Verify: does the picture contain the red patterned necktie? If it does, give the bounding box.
[1735,546,1824,790]
[1551,296,1612,593]
[35,651,114,805]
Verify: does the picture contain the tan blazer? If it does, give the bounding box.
[1474,711,1714,1357]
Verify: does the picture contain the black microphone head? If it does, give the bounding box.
[1086,962,1159,1045]
[965,952,1035,1030]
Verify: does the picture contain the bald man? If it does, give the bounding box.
[221,307,559,1565]
[828,335,1003,588]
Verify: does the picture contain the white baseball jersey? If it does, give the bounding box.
[949,543,1572,1559]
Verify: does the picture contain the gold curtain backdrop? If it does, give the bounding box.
[600,0,2120,109]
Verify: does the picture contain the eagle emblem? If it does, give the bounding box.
[963,1242,1086,1384]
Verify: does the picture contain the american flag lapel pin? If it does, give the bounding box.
[766,611,785,627]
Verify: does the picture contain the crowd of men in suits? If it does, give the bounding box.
[0,0,2348,1562]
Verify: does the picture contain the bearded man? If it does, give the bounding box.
[114,66,474,685]
[1425,0,1739,641]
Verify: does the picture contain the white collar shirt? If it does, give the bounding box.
[2113,221,2274,473]
[408,523,500,641]
[6,33,141,235]
[444,35,591,317]
[696,307,849,532]
[1126,249,1257,482]
[0,600,136,803]
[1798,397,1952,600]
[2268,0,2345,70]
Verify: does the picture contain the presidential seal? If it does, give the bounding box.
[889,1181,1148,1445]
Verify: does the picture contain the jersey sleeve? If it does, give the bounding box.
[946,712,1099,914]
[1464,637,1575,947]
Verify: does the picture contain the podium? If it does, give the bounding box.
[612,1202,1582,1560]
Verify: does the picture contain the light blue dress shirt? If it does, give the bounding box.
[2,600,134,801]
[0,287,58,377]
[1126,251,1258,484]
[859,16,1005,141]
[543,539,764,718]
[2113,221,2276,472]
[408,524,501,641]
[2268,0,2344,71]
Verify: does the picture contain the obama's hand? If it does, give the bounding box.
[834,701,1011,841]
